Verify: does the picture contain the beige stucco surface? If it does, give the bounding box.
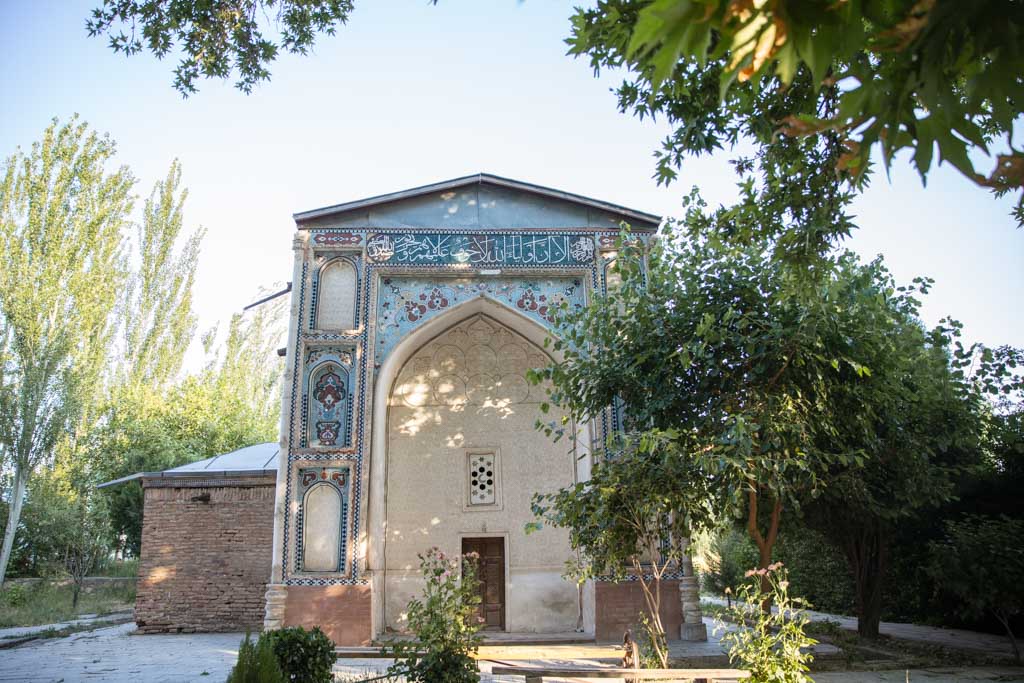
[316,259,357,330]
[302,485,343,571]
[383,315,581,632]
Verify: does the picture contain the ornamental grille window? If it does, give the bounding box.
[468,452,496,506]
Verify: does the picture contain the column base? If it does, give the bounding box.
[263,583,287,631]
[680,621,708,641]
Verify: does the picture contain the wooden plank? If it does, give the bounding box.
[490,665,751,680]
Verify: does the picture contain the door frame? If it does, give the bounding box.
[459,531,509,632]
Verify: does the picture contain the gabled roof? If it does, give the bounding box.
[293,173,662,229]
[96,442,280,488]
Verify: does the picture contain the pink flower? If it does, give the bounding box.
[744,569,756,577]
[779,581,789,590]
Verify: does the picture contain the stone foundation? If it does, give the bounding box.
[135,477,275,633]
[283,584,373,645]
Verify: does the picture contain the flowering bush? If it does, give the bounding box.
[386,547,483,683]
[718,563,817,683]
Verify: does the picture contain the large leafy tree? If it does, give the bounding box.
[538,228,1010,639]
[87,0,354,96]
[569,0,1024,227]
[0,117,135,585]
[532,232,915,613]
[800,277,988,638]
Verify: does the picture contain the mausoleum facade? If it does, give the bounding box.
[259,174,707,645]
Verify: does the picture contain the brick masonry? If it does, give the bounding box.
[594,579,682,643]
[283,584,372,645]
[135,477,276,634]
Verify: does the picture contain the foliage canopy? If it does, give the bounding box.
[569,0,1024,226]
[87,0,354,96]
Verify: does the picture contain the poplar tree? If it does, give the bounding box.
[0,117,134,585]
[118,159,202,393]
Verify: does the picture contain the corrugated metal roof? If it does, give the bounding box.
[96,442,280,488]
[164,442,279,473]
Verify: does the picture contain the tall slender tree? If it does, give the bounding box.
[117,159,202,394]
[0,117,134,584]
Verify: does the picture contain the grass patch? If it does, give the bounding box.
[0,580,135,629]
[93,558,139,578]
[699,600,729,620]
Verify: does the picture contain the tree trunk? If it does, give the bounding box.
[72,579,82,609]
[844,522,889,640]
[0,461,29,586]
[746,489,782,612]
[632,557,668,668]
[993,610,1021,664]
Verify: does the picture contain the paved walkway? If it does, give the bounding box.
[703,597,1018,660]
[0,611,133,640]
[0,621,1018,682]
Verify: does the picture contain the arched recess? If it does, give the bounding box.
[302,482,345,572]
[365,295,595,636]
[315,258,358,330]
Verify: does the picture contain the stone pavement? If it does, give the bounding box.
[1,621,1020,682]
[704,597,1019,660]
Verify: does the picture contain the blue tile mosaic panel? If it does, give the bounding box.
[302,347,355,449]
[365,232,596,266]
[374,277,587,361]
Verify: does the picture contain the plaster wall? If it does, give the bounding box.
[382,315,581,633]
[300,183,649,231]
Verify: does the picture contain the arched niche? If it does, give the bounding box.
[308,362,349,447]
[315,258,358,330]
[301,480,346,572]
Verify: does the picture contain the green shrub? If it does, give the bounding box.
[0,583,29,607]
[705,525,856,616]
[927,515,1024,663]
[270,626,336,683]
[226,633,286,683]
[386,547,483,683]
[704,529,760,595]
[774,527,855,615]
[226,627,334,683]
[719,563,817,683]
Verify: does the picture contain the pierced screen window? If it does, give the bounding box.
[468,452,496,506]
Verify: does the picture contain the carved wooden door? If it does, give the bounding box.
[462,537,505,631]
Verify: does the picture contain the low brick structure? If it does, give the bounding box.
[134,475,276,634]
[595,579,682,642]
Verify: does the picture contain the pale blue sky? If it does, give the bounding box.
[1,0,1021,365]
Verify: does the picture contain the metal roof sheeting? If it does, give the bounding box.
[96,442,280,488]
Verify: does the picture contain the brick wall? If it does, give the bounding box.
[135,477,275,634]
[594,579,682,642]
